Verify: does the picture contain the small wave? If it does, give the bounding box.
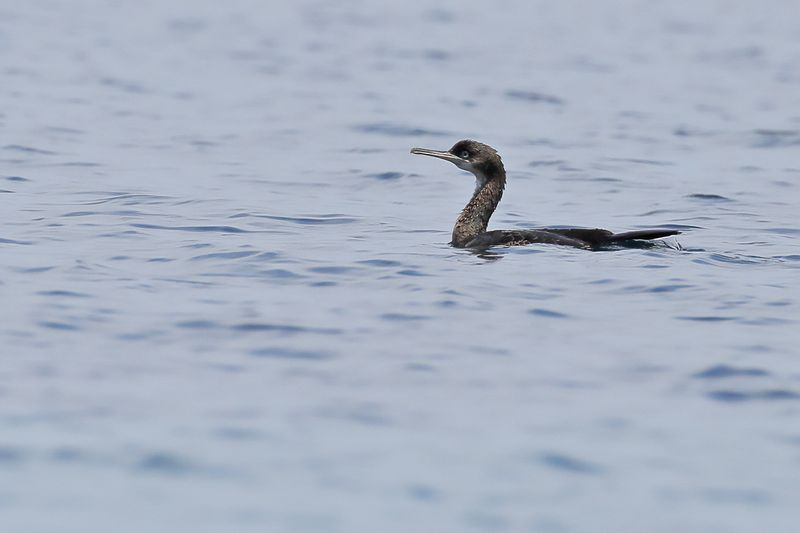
[707,389,800,402]
[380,313,428,321]
[357,259,403,267]
[37,290,90,298]
[766,227,800,235]
[527,159,565,167]
[117,330,165,341]
[250,347,333,360]
[646,284,693,293]
[505,90,563,105]
[231,323,341,334]
[136,451,230,478]
[39,321,80,331]
[604,157,674,166]
[693,365,769,379]
[315,403,392,426]
[308,266,360,274]
[191,251,260,261]
[62,211,98,217]
[132,223,252,233]
[422,49,450,61]
[84,194,173,205]
[751,129,800,148]
[673,127,718,137]
[175,320,219,329]
[528,308,569,318]
[257,269,304,279]
[254,214,357,225]
[686,193,733,201]
[354,123,449,137]
[407,484,441,502]
[58,161,102,167]
[3,144,57,155]
[13,265,54,273]
[0,237,32,245]
[539,452,603,474]
[100,77,149,94]
[365,171,404,180]
[676,315,736,322]
[692,253,777,266]
[397,269,428,276]
[0,446,26,465]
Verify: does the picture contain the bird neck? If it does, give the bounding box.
[451,170,506,247]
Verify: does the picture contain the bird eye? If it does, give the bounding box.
[460,151,470,159]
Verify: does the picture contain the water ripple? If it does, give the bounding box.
[529,308,569,318]
[84,194,173,205]
[686,193,733,202]
[693,365,769,379]
[308,266,360,275]
[676,315,736,322]
[380,313,428,321]
[37,290,90,298]
[751,129,800,148]
[3,144,57,155]
[765,227,800,235]
[39,321,80,331]
[357,259,403,267]
[707,389,800,402]
[0,446,26,465]
[539,452,603,474]
[604,157,674,166]
[190,251,260,261]
[505,90,564,105]
[693,253,777,266]
[365,171,405,180]
[646,284,693,293]
[0,237,32,245]
[354,123,449,137]
[231,323,341,334]
[132,223,253,234]
[251,214,358,225]
[250,347,333,360]
[136,452,231,478]
[100,77,149,94]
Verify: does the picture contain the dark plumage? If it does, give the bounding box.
[410,139,681,249]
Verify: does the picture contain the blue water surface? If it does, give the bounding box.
[1,1,799,532]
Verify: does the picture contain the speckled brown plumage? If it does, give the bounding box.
[452,168,505,247]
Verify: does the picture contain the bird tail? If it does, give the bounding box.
[609,229,681,242]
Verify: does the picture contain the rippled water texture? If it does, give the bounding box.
[2,1,799,532]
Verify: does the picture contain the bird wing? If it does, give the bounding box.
[539,228,614,246]
[464,230,591,249]
[607,229,681,242]
[463,228,681,249]
[542,228,680,245]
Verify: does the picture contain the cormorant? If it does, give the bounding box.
[410,139,680,249]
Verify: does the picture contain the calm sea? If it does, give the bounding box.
[1,1,799,531]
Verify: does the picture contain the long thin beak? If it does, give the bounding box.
[410,147,462,164]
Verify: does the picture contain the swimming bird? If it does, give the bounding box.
[410,139,680,249]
